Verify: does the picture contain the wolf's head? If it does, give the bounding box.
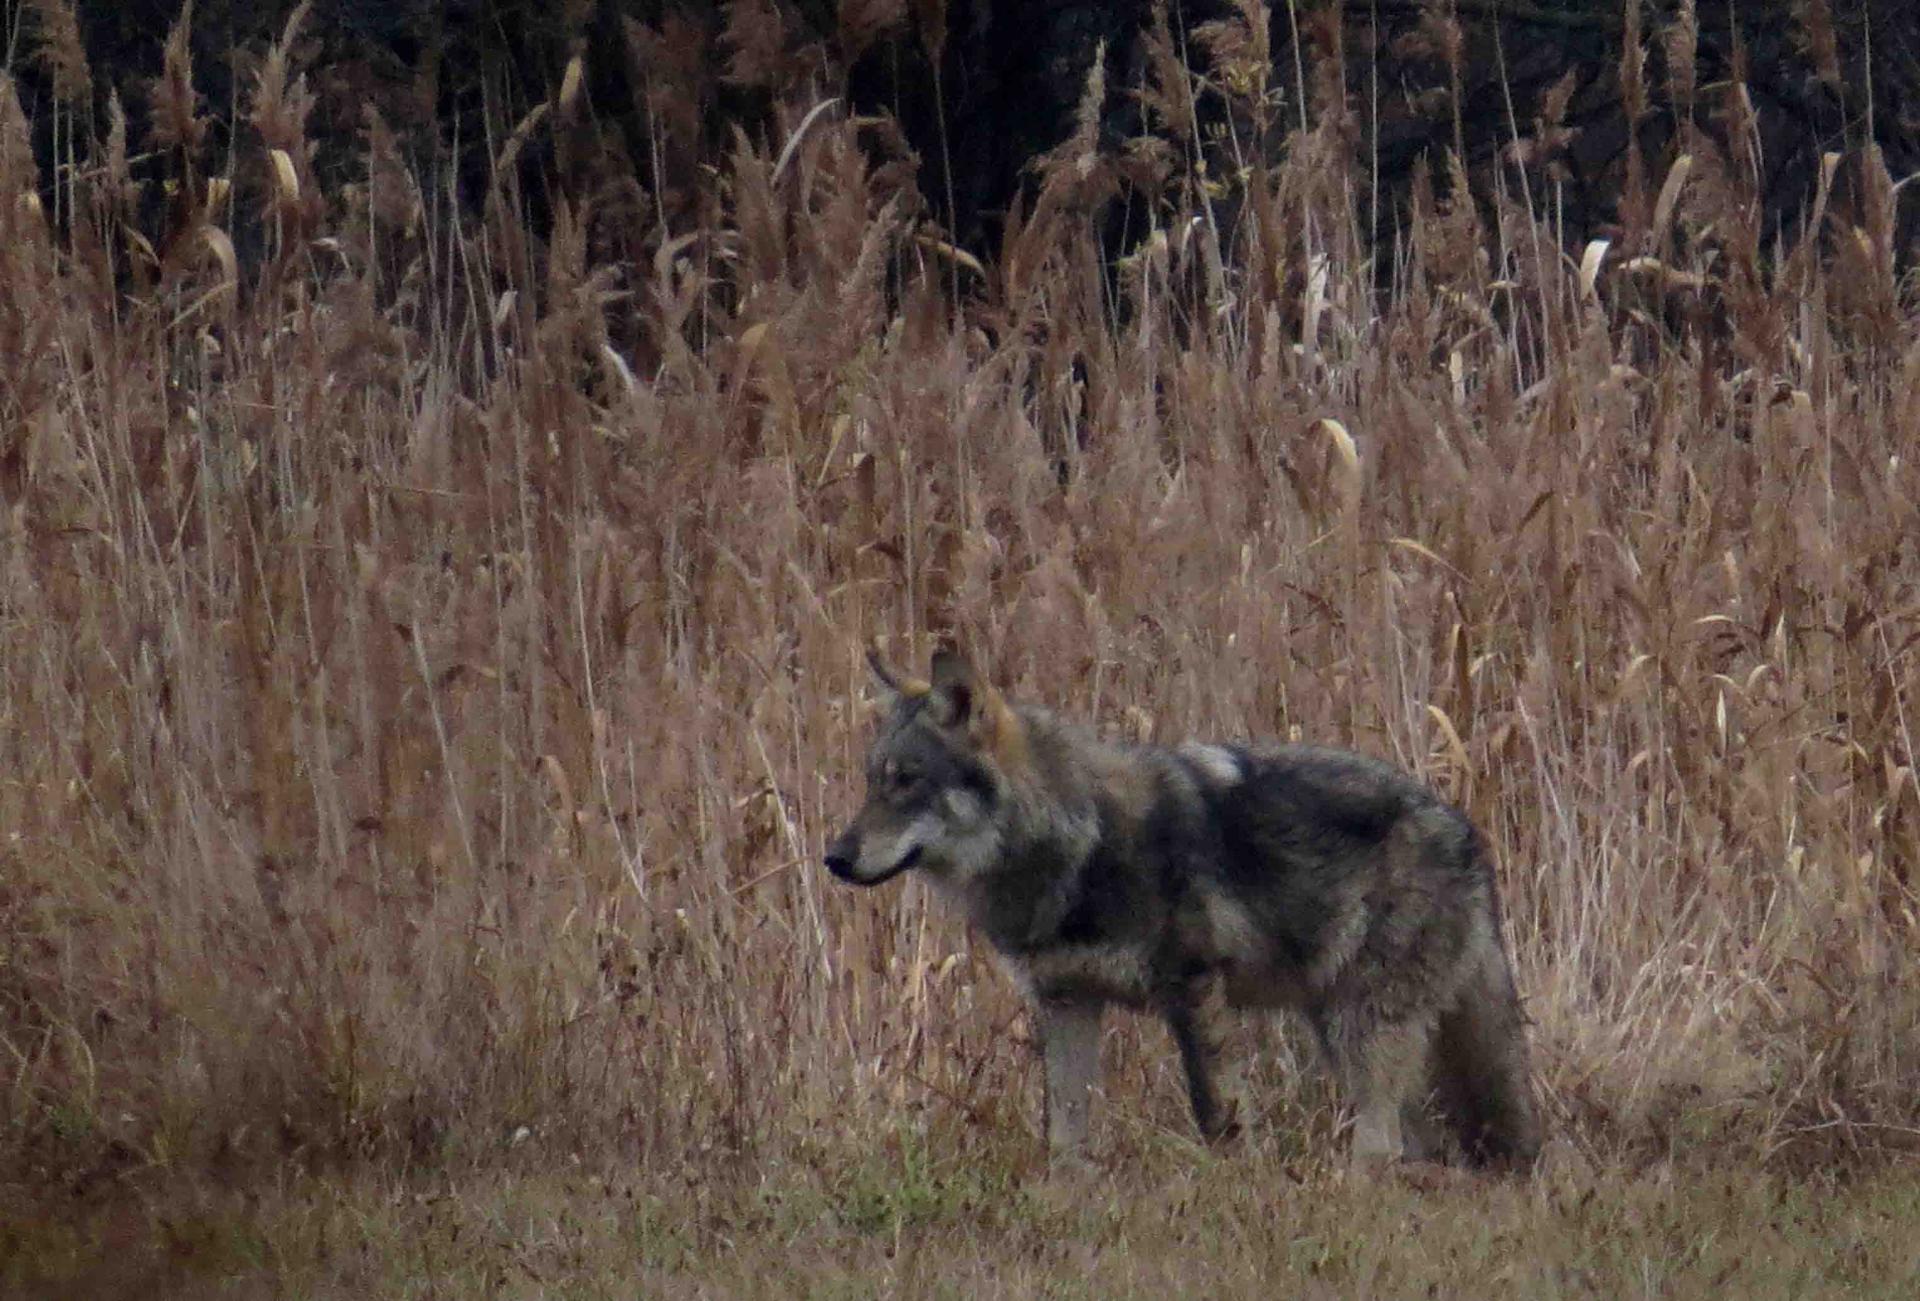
[824,648,1022,888]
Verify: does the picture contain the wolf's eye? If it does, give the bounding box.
[890,767,921,793]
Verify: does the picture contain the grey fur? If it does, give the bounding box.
[825,649,1542,1171]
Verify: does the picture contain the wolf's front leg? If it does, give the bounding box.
[1035,996,1103,1158]
[1166,969,1246,1143]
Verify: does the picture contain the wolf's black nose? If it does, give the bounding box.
[824,833,859,881]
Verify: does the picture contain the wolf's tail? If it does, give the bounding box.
[1430,880,1543,1170]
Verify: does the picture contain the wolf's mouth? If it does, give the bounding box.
[862,843,921,885]
[827,842,922,887]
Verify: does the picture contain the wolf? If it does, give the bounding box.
[824,648,1541,1171]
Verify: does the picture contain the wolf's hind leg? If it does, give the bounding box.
[1398,1092,1450,1163]
[1166,969,1246,1144]
[1319,1012,1432,1168]
[1036,997,1103,1158]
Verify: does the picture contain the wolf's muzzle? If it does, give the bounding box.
[823,838,859,881]
[824,833,919,886]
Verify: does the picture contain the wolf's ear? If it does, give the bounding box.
[927,648,979,730]
[867,647,904,701]
[867,646,930,709]
[929,648,1027,765]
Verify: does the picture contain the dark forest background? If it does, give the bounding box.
[12,1,1920,267]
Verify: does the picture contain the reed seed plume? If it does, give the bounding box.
[27,0,91,106]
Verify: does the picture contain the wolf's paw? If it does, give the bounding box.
[1394,1159,1475,1191]
[1045,1147,1100,1181]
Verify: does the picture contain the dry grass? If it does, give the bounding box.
[3,2,1919,1292]
[15,1137,1920,1298]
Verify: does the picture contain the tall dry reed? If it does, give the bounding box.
[2,2,1917,1200]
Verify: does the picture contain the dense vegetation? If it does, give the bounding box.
[3,1,1918,1294]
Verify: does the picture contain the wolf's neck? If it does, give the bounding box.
[963,787,1101,954]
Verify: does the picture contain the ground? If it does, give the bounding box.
[10,1131,1920,1299]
